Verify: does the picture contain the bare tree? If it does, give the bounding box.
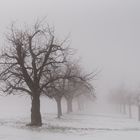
[45,60,96,116]
[109,85,127,114]
[64,79,94,113]
[0,20,69,126]
[76,83,95,111]
[63,61,95,113]
[133,92,140,121]
[109,86,137,119]
[46,78,67,118]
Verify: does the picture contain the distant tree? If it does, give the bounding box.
[63,62,96,113]
[46,78,67,118]
[109,86,137,119]
[0,20,70,126]
[124,90,135,118]
[109,85,127,114]
[76,84,95,111]
[45,60,96,116]
[133,92,140,121]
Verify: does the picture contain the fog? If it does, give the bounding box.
[0,0,139,95]
[0,1,140,139]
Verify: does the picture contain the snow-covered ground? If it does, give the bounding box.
[1,112,140,140]
[0,96,140,140]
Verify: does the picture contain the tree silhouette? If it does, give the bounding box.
[0,20,69,126]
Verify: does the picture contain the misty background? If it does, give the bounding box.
[0,0,140,115]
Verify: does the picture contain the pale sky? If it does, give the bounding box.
[0,0,140,96]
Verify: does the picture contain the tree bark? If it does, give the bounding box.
[67,98,73,113]
[55,97,62,118]
[30,95,42,126]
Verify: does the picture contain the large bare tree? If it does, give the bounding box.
[0,21,69,126]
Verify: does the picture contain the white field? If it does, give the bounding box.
[0,95,140,140]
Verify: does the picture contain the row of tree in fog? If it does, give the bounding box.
[0,19,96,126]
[109,85,140,121]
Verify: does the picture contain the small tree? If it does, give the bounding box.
[65,79,94,113]
[46,78,67,118]
[46,60,96,115]
[133,92,140,121]
[76,82,95,111]
[63,61,95,113]
[0,20,69,126]
[110,85,127,114]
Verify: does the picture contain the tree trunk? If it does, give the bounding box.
[119,104,122,113]
[77,97,84,111]
[67,98,73,113]
[138,105,140,121]
[55,97,62,118]
[30,95,42,126]
[123,103,126,114]
[128,103,132,119]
